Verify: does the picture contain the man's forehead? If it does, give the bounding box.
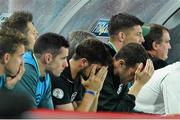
[133,25,142,31]
[57,47,69,56]
[59,47,69,52]
[126,25,142,33]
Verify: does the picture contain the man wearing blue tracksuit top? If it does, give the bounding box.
[0,28,27,90]
[12,33,69,109]
[13,51,53,109]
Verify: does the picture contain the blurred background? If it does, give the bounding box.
[0,0,180,63]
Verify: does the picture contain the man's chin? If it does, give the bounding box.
[6,74,16,78]
[48,71,61,77]
[56,72,62,77]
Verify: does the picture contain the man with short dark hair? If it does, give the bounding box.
[107,13,145,57]
[13,33,69,109]
[98,43,153,112]
[142,24,171,70]
[51,39,112,112]
[106,13,154,93]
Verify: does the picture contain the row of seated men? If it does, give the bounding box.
[0,11,177,118]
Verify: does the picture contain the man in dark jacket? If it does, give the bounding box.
[142,24,171,70]
[106,13,145,57]
[98,43,154,112]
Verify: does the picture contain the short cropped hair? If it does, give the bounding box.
[115,43,148,67]
[34,33,69,57]
[73,39,112,66]
[108,13,144,36]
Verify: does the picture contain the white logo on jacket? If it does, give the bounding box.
[52,88,64,99]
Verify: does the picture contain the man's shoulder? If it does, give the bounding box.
[152,58,168,70]
[23,64,38,79]
[105,66,120,87]
[57,66,74,84]
[163,67,180,83]
[51,69,72,91]
[16,64,38,91]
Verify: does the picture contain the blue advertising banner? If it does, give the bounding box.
[91,19,109,37]
[0,13,11,27]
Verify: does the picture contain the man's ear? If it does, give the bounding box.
[2,53,10,64]
[114,59,125,67]
[79,58,88,68]
[152,41,159,50]
[117,32,126,42]
[118,59,125,66]
[44,53,53,64]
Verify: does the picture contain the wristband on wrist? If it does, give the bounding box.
[85,90,96,96]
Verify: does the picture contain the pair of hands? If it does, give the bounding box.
[80,59,154,94]
[5,62,25,89]
[81,65,108,93]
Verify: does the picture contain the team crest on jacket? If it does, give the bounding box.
[52,88,64,99]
